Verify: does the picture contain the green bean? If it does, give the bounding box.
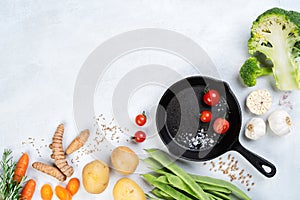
[208,191,232,200]
[190,174,250,200]
[145,149,209,200]
[154,176,196,200]
[155,168,243,199]
[146,173,233,200]
[200,182,231,194]
[142,174,193,200]
[151,188,174,200]
[143,149,250,200]
[154,169,231,195]
[146,173,197,199]
[156,175,169,184]
[206,193,223,200]
[151,188,165,198]
[155,168,171,175]
[165,173,198,198]
[141,157,163,170]
[145,193,163,200]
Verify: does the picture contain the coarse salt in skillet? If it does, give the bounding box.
[175,97,229,151]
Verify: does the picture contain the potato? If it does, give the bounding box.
[111,146,139,175]
[113,178,146,200]
[82,160,109,194]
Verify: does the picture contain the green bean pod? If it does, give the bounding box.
[145,149,209,200]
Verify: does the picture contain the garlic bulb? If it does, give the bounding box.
[246,89,272,115]
[268,110,292,136]
[245,118,266,140]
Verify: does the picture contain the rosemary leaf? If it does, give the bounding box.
[0,149,26,200]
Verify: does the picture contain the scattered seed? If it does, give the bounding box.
[202,154,255,191]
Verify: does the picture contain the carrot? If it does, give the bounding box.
[55,185,72,200]
[41,184,53,200]
[66,178,80,196]
[13,153,29,183]
[20,179,36,200]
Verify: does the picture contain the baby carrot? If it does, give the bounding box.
[20,179,36,200]
[66,178,80,196]
[55,185,72,200]
[13,153,29,183]
[41,184,53,200]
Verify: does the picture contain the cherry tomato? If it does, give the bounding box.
[203,89,220,106]
[135,111,147,126]
[133,131,146,143]
[213,118,230,134]
[200,110,212,123]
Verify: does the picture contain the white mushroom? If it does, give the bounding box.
[245,118,266,140]
[268,110,292,136]
[246,89,272,115]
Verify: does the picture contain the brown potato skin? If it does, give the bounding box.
[111,146,139,175]
[82,160,109,194]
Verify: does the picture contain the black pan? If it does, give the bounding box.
[156,76,276,177]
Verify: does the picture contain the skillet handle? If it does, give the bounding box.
[232,141,276,178]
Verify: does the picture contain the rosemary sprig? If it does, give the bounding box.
[0,149,26,200]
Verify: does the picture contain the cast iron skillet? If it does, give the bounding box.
[156,76,276,177]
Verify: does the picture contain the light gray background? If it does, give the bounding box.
[1,0,300,199]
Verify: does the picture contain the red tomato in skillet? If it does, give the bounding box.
[135,111,147,126]
[203,89,220,106]
[213,118,230,134]
[200,110,212,123]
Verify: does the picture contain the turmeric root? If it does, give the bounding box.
[66,129,90,155]
[32,162,66,182]
[50,124,74,177]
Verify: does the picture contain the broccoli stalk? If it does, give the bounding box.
[240,57,273,87]
[240,7,300,90]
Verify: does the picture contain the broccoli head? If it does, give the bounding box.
[242,7,300,90]
[240,57,273,87]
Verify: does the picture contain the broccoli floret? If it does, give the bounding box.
[240,57,273,87]
[242,7,300,90]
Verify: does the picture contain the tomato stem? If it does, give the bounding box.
[204,85,210,93]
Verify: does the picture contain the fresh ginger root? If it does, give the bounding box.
[50,124,74,177]
[32,162,66,182]
[66,129,90,155]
